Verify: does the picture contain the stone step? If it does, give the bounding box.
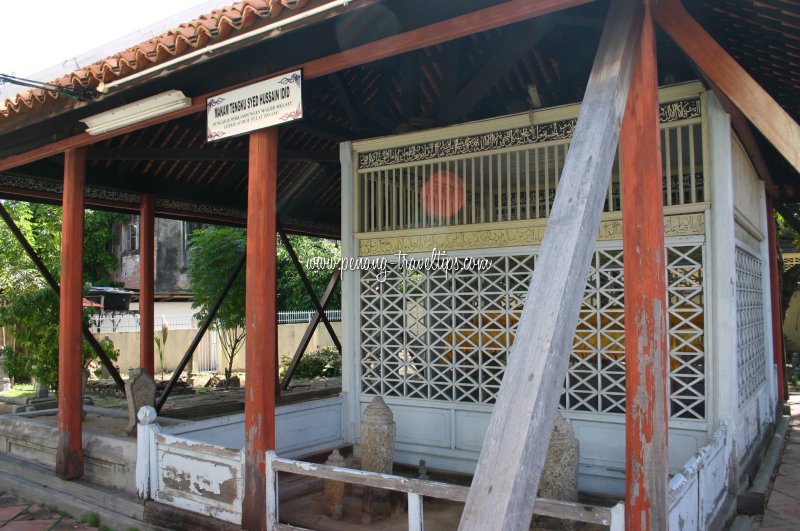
[0,451,158,530]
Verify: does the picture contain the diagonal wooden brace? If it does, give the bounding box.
[459,0,643,529]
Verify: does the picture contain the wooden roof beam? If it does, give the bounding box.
[87,146,338,163]
[653,0,800,174]
[0,0,593,173]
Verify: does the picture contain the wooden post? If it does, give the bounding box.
[766,196,786,403]
[56,147,86,479]
[620,2,669,528]
[139,194,155,376]
[458,1,642,529]
[242,128,278,531]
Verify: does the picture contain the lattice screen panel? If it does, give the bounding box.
[735,247,766,405]
[359,244,707,419]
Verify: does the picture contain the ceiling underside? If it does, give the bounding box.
[0,0,797,235]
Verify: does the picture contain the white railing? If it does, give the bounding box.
[265,451,624,531]
[277,310,342,324]
[668,423,730,530]
[90,313,198,333]
[91,311,341,332]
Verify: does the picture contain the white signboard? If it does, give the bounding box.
[206,69,303,141]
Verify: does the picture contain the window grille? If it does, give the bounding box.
[355,99,704,233]
[735,247,766,405]
[359,243,706,419]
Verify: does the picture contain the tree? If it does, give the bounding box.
[276,235,341,311]
[187,226,246,387]
[0,286,118,390]
[187,227,342,385]
[0,201,123,389]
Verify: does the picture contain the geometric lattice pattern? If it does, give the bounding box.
[359,244,706,419]
[735,246,766,406]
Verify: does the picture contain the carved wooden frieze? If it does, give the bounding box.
[357,213,705,256]
[357,99,701,170]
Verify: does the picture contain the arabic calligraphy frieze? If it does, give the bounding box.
[357,98,701,170]
[357,213,705,256]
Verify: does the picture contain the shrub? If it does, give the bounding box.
[280,345,341,380]
[0,345,31,385]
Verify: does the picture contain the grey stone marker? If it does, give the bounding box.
[34,381,49,399]
[359,396,396,524]
[0,353,10,392]
[323,449,345,520]
[533,411,580,530]
[125,369,156,435]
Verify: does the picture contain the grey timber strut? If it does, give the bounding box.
[458,0,643,529]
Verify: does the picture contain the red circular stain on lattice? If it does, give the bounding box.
[420,170,465,219]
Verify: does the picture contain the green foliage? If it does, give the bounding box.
[187,226,246,385]
[0,201,62,292]
[82,511,101,527]
[187,228,341,385]
[0,345,30,384]
[0,287,118,390]
[153,317,169,377]
[280,345,342,380]
[277,235,341,311]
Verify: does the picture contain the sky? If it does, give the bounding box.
[0,0,225,91]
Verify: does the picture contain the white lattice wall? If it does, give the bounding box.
[735,246,767,405]
[359,242,706,420]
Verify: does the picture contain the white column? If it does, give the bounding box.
[339,141,360,444]
[706,91,740,490]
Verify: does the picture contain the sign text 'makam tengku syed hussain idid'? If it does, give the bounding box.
[206,69,303,141]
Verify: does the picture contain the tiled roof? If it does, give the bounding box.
[0,0,310,119]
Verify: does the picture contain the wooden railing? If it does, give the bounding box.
[265,451,624,530]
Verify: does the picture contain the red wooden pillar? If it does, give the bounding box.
[766,196,786,403]
[56,147,87,479]
[242,128,278,531]
[621,3,669,528]
[139,194,155,376]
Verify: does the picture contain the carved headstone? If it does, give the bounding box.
[533,411,580,530]
[360,396,396,524]
[34,381,48,399]
[360,396,396,474]
[0,353,10,392]
[323,449,345,520]
[126,369,156,435]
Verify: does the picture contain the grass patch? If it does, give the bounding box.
[81,511,101,527]
[0,384,35,399]
[89,395,127,409]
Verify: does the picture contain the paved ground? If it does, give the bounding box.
[759,391,800,531]
[0,492,100,531]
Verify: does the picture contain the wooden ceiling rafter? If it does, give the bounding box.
[0,0,595,174]
[653,0,800,174]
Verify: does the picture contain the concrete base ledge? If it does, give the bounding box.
[0,452,159,530]
[0,412,137,492]
[737,416,790,515]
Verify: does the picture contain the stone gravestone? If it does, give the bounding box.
[34,381,49,399]
[533,411,580,530]
[125,369,156,435]
[323,449,346,520]
[0,352,10,392]
[359,396,396,524]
